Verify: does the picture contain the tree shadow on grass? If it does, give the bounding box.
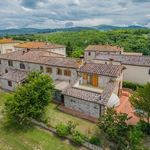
[1,119,34,134]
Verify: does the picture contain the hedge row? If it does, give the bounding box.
[56,121,101,146]
[123,81,144,91]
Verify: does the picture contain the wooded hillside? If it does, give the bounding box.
[10,29,150,57]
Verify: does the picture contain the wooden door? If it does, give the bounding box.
[92,74,98,87]
[83,73,88,80]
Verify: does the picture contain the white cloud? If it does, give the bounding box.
[0,0,149,29]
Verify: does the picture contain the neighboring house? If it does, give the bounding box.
[63,63,123,118]
[0,49,81,92]
[0,38,20,54]
[15,41,66,57]
[84,45,123,60]
[93,54,150,84]
[85,45,150,84]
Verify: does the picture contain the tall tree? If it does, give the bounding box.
[98,108,129,142]
[5,72,55,124]
[130,82,150,124]
[66,41,73,56]
[98,108,145,150]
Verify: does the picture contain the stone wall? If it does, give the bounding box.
[0,79,18,91]
[0,59,77,83]
[0,43,19,54]
[64,95,101,118]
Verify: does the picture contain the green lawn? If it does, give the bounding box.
[0,123,80,150]
[0,92,85,150]
[45,103,99,137]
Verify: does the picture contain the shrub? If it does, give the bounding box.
[72,131,85,145]
[127,126,144,150]
[67,121,77,134]
[123,81,144,91]
[56,123,69,137]
[137,120,150,135]
[89,136,101,146]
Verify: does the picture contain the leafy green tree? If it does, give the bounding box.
[127,126,143,150]
[5,72,55,124]
[130,82,150,124]
[98,108,146,150]
[98,108,129,141]
[11,29,150,57]
[71,48,84,58]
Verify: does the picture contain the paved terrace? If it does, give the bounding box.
[116,90,140,125]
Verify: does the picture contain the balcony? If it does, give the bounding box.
[73,77,103,93]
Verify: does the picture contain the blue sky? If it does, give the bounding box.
[0,0,150,29]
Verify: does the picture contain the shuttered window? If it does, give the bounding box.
[57,68,62,75]
[8,81,12,87]
[64,70,71,76]
[46,67,52,73]
[8,60,13,67]
[20,63,25,69]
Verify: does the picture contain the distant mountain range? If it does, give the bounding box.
[0,25,149,36]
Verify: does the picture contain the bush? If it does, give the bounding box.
[127,126,144,150]
[72,131,85,145]
[56,123,69,137]
[137,120,150,135]
[89,136,101,146]
[123,81,144,91]
[67,121,77,134]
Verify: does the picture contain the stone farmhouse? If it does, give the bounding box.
[0,43,125,119]
[0,38,20,54]
[14,41,66,57]
[85,45,150,84]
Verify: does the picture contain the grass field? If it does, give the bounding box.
[45,103,99,137]
[0,123,81,150]
[0,92,85,150]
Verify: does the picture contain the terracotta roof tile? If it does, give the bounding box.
[79,63,123,77]
[0,50,80,69]
[45,57,81,68]
[0,38,18,44]
[95,54,150,67]
[15,41,65,49]
[85,45,123,52]
[64,87,101,104]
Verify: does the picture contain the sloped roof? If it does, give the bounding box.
[64,87,101,104]
[101,81,118,105]
[79,63,123,77]
[0,38,18,44]
[15,41,65,49]
[0,69,28,82]
[85,45,123,52]
[95,54,150,67]
[0,50,80,69]
[45,57,81,69]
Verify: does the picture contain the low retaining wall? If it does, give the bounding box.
[58,105,98,123]
[31,119,103,150]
